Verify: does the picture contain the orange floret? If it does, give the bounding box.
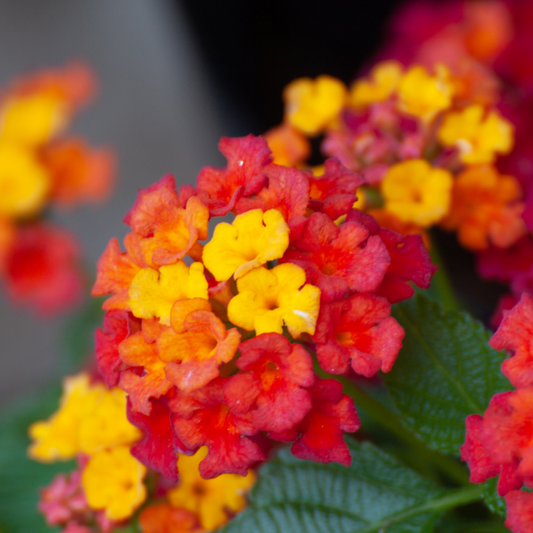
[350,61,403,108]
[264,123,311,167]
[42,138,116,207]
[139,504,202,533]
[158,299,241,392]
[283,75,347,135]
[441,165,527,250]
[118,331,173,415]
[381,159,453,227]
[397,64,454,121]
[128,262,208,325]
[92,233,146,311]
[82,444,146,521]
[202,208,289,281]
[0,143,50,217]
[227,263,321,337]
[438,105,514,164]
[168,447,255,531]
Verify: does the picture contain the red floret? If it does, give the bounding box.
[270,378,360,467]
[460,414,500,484]
[313,293,404,377]
[169,378,265,478]
[224,333,314,432]
[94,310,140,387]
[282,212,390,301]
[347,209,436,303]
[490,293,533,387]
[236,164,310,238]
[128,398,191,482]
[196,135,272,215]
[505,490,533,533]
[307,158,365,220]
[5,223,84,315]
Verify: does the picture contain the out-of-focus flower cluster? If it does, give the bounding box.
[29,372,254,532]
[374,0,533,329]
[0,62,115,315]
[88,132,435,489]
[264,0,533,330]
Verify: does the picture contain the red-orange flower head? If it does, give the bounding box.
[92,134,436,483]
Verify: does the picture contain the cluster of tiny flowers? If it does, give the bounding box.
[90,133,436,486]
[375,0,533,326]
[267,59,521,254]
[461,294,533,532]
[29,372,254,532]
[0,62,115,314]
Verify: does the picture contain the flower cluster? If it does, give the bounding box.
[29,372,254,532]
[374,0,533,326]
[266,60,523,256]
[461,294,533,532]
[0,62,115,314]
[91,133,435,483]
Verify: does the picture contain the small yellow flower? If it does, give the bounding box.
[0,143,50,218]
[82,444,147,521]
[203,209,289,282]
[397,64,454,121]
[350,61,403,108]
[168,447,255,531]
[381,159,453,227]
[128,262,208,325]
[227,263,321,337]
[284,75,347,135]
[28,374,141,461]
[438,105,513,164]
[0,93,67,146]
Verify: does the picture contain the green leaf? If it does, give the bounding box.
[0,385,75,533]
[385,294,510,455]
[481,479,506,518]
[218,439,481,533]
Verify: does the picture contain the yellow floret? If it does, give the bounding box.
[82,444,147,521]
[128,262,208,325]
[0,93,67,146]
[284,75,347,135]
[350,61,403,108]
[438,105,514,164]
[381,159,453,227]
[397,64,454,121]
[28,374,141,462]
[168,447,255,531]
[0,143,50,218]
[227,263,321,337]
[203,209,289,282]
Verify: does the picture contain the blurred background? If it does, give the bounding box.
[0,0,407,406]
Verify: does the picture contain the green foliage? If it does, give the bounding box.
[218,439,482,533]
[481,478,506,518]
[385,294,509,455]
[0,385,74,533]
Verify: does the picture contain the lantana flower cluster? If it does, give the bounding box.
[267,59,522,255]
[462,294,533,533]
[374,0,533,326]
[29,372,254,532]
[90,133,436,486]
[0,62,115,314]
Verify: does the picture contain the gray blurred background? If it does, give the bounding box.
[0,0,232,406]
